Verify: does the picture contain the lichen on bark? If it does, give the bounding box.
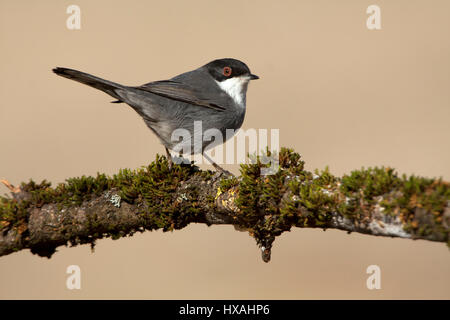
[1,148,449,262]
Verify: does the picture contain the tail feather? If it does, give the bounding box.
[52,67,124,101]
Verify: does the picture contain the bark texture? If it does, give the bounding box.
[1,148,449,262]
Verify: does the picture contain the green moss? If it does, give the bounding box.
[313,166,337,186]
[109,155,204,231]
[235,158,262,220]
[340,167,400,200]
[337,167,402,219]
[219,176,239,191]
[279,166,338,226]
[338,167,449,241]
[0,198,24,231]
[235,148,334,228]
[387,175,449,234]
[278,147,305,175]
[234,148,336,249]
[397,175,448,213]
[0,155,203,235]
[1,148,448,256]
[197,169,215,180]
[233,151,448,248]
[260,169,287,215]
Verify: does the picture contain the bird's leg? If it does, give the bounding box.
[202,153,234,176]
[165,147,173,169]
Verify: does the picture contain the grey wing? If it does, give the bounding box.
[134,80,226,112]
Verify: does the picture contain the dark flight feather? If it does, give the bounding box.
[135,80,226,112]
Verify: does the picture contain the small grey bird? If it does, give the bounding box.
[53,58,258,172]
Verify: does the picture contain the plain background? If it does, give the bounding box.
[0,0,449,299]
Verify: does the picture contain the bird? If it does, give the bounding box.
[52,58,259,173]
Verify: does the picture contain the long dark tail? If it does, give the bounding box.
[53,67,124,101]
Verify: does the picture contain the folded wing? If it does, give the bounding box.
[135,80,226,112]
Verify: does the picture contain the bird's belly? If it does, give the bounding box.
[156,110,244,154]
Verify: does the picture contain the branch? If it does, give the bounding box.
[1,148,449,262]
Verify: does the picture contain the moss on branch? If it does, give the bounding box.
[1,148,449,262]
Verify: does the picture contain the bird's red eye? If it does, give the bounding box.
[223,67,232,76]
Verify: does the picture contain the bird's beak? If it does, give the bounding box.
[249,74,259,80]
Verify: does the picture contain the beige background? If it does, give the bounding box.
[1,0,449,299]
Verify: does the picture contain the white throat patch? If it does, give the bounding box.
[216,76,250,109]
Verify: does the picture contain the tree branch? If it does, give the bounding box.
[1,148,449,262]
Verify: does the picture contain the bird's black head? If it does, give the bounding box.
[204,58,259,82]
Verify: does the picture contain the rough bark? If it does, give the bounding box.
[1,149,449,262]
